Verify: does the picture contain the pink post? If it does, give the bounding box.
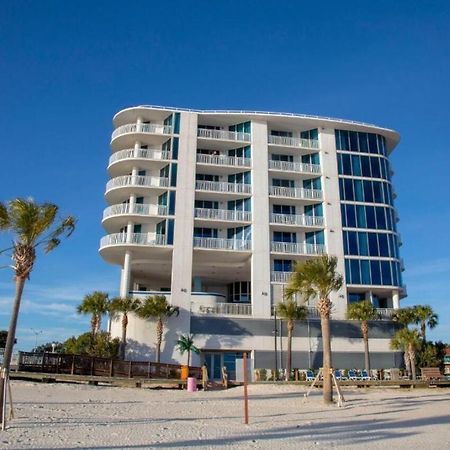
[187,376,197,392]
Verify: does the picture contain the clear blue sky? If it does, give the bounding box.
[1,1,449,349]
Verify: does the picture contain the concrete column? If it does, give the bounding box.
[251,120,271,318]
[365,290,373,304]
[136,116,142,132]
[134,140,141,155]
[120,251,132,297]
[392,290,400,309]
[126,221,134,243]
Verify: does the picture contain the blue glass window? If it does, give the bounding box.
[274,259,293,272]
[376,207,386,229]
[172,137,179,160]
[358,233,369,256]
[351,155,362,176]
[346,204,356,227]
[354,179,364,202]
[381,261,392,285]
[373,181,384,203]
[370,260,381,284]
[342,154,352,175]
[167,219,175,245]
[361,260,371,284]
[378,233,389,257]
[350,259,361,284]
[348,231,358,255]
[370,157,381,178]
[356,205,367,228]
[273,231,296,243]
[173,112,181,134]
[345,259,351,283]
[194,228,218,238]
[359,133,369,153]
[361,156,371,177]
[368,134,378,154]
[368,233,379,256]
[363,180,374,203]
[168,191,176,215]
[344,178,354,201]
[341,205,347,227]
[366,206,376,228]
[170,163,177,187]
[349,132,359,151]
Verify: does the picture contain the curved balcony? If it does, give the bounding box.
[197,128,251,142]
[269,186,322,201]
[268,160,320,175]
[197,303,252,316]
[105,175,170,203]
[195,180,252,197]
[268,135,319,150]
[100,232,167,248]
[271,271,294,283]
[108,148,171,175]
[102,203,169,230]
[270,241,325,255]
[112,123,172,140]
[196,153,251,168]
[194,208,252,224]
[111,123,173,150]
[193,237,252,252]
[269,213,324,228]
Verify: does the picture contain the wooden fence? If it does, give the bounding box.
[18,352,201,380]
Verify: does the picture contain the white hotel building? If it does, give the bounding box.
[100,106,405,378]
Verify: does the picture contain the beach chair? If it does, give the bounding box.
[306,370,315,382]
[335,370,348,381]
[360,370,371,381]
[348,370,361,381]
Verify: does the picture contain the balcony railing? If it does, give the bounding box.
[195,180,252,194]
[269,186,322,200]
[198,303,252,316]
[193,237,252,251]
[271,271,294,283]
[271,305,319,318]
[270,241,325,255]
[100,233,167,247]
[268,160,320,174]
[112,123,172,139]
[106,175,170,191]
[196,153,251,167]
[197,128,251,142]
[109,148,171,166]
[268,135,319,149]
[270,213,324,227]
[194,208,252,222]
[103,203,169,220]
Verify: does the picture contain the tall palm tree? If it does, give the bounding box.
[109,296,142,360]
[276,298,308,381]
[347,300,378,372]
[390,328,422,380]
[137,295,179,363]
[285,255,343,404]
[0,198,75,422]
[77,291,110,338]
[175,334,199,368]
[412,305,438,341]
[392,307,416,326]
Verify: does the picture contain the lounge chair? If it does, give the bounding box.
[306,370,315,382]
[335,370,348,381]
[360,370,372,381]
[348,369,361,381]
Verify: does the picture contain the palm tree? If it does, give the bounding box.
[109,296,142,360]
[347,300,378,372]
[390,328,422,380]
[175,334,199,368]
[0,198,75,422]
[137,295,179,363]
[412,305,438,341]
[276,298,308,381]
[392,307,416,326]
[285,255,343,404]
[77,291,110,339]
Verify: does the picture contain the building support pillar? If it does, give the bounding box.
[392,290,400,309]
[120,251,132,298]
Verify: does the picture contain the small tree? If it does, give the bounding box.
[77,291,110,339]
[63,332,120,358]
[390,328,422,380]
[347,301,378,372]
[137,295,179,363]
[276,298,308,381]
[175,334,199,368]
[33,342,64,353]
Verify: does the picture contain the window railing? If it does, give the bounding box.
[106,175,170,191]
[196,153,251,167]
[112,123,172,139]
[100,233,167,247]
[197,128,251,142]
[195,180,252,194]
[270,241,325,255]
[271,271,294,283]
[268,135,319,149]
[198,303,252,316]
[269,186,322,200]
[193,237,252,251]
[268,159,320,174]
[270,213,324,227]
[103,203,169,219]
[194,208,252,222]
[109,148,171,165]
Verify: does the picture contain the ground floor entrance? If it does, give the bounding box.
[203,351,244,381]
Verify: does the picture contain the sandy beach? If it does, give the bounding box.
[1,381,449,449]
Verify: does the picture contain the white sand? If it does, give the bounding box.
[1,381,449,449]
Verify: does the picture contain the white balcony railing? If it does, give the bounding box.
[198,303,252,316]
[271,271,294,283]
[100,233,167,248]
[193,237,252,251]
[103,203,169,220]
[271,305,319,318]
[270,241,325,255]
[268,135,319,149]
[106,175,170,191]
[270,213,324,227]
[268,160,320,174]
[109,148,171,166]
[197,128,251,142]
[196,153,251,167]
[194,208,252,222]
[112,123,173,140]
[375,308,395,319]
[269,186,322,200]
[195,180,252,194]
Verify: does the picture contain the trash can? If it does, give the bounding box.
[181,365,189,380]
[187,376,197,392]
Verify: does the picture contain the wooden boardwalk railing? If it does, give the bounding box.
[18,352,201,380]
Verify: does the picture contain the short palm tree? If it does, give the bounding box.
[390,328,422,380]
[137,295,179,363]
[413,305,438,341]
[77,291,110,338]
[347,300,378,372]
[109,296,142,360]
[276,298,308,381]
[0,198,75,422]
[285,255,343,404]
[175,334,200,368]
[392,307,416,326]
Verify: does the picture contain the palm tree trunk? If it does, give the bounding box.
[0,276,26,423]
[409,345,416,380]
[156,318,163,363]
[361,321,370,372]
[187,350,190,369]
[421,322,426,342]
[120,313,128,360]
[286,321,293,381]
[320,313,333,404]
[404,351,411,379]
